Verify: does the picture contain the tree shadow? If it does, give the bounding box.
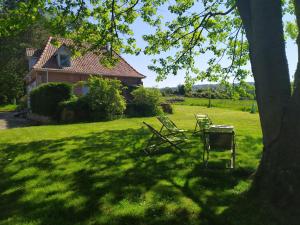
[0,128,263,225]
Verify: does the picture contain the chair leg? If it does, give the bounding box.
[231,135,236,169]
[144,134,156,154]
[193,122,199,134]
[203,133,210,167]
[159,125,164,134]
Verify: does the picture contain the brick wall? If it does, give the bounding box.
[28,71,143,96]
[46,71,143,86]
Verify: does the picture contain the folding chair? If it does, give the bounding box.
[203,125,236,169]
[143,122,186,154]
[157,115,187,139]
[193,114,212,135]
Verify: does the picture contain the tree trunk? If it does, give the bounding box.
[237,0,300,222]
[294,0,300,90]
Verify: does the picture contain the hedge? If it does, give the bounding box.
[30,82,73,118]
[58,97,93,123]
[126,87,163,117]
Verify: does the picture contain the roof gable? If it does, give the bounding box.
[31,37,145,79]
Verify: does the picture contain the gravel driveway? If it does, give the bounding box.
[0,112,30,130]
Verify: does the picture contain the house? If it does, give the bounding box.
[25,37,146,95]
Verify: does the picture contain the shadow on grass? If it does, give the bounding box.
[0,128,262,225]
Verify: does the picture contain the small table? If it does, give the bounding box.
[203,125,236,169]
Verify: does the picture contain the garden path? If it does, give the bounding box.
[0,112,29,129]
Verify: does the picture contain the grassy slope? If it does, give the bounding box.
[0,105,263,225]
[171,97,256,112]
[0,104,17,112]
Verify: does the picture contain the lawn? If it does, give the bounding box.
[170,97,256,112]
[0,104,17,112]
[0,105,265,225]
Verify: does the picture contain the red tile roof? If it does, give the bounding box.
[30,37,145,78]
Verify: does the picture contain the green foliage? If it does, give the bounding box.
[160,102,173,114]
[0,0,297,91]
[186,82,255,101]
[0,104,17,112]
[250,103,258,114]
[160,87,174,96]
[58,96,91,123]
[127,86,162,117]
[85,76,126,120]
[0,57,25,104]
[172,97,257,113]
[188,87,229,99]
[176,84,186,96]
[16,95,28,111]
[286,21,298,40]
[0,0,51,104]
[30,82,73,118]
[1,0,248,86]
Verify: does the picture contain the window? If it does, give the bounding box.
[60,54,71,67]
[82,85,89,95]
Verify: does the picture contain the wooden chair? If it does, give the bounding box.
[143,122,186,154]
[203,125,236,169]
[157,115,187,139]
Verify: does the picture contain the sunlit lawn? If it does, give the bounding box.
[170,97,256,112]
[0,105,263,225]
[0,104,17,112]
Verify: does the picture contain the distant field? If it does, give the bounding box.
[168,97,257,112]
[0,104,17,112]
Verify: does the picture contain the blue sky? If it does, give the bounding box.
[123,16,298,88]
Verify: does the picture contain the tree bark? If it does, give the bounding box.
[294,0,300,91]
[238,0,291,147]
[237,0,300,221]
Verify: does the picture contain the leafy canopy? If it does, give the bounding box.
[0,0,297,85]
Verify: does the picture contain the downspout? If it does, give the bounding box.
[46,69,48,83]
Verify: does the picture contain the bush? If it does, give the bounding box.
[16,95,28,111]
[85,76,126,120]
[165,97,185,103]
[30,82,73,118]
[250,103,257,114]
[160,87,174,96]
[127,87,162,117]
[161,103,173,114]
[59,96,91,122]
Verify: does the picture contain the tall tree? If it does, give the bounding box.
[0,0,50,104]
[1,0,300,222]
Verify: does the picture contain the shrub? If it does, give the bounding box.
[16,95,28,111]
[160,87,174,96]
[250,103,257,114]
[59,96,91,122]
[177,84,186,95]
[160,103,173,114]
[85,76,126,120]
[165,97,185,103]
[127,87,162,117]
[30,82,73,118]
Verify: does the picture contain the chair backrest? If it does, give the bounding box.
[195,114,211,130]
[157,116,178,132]
[195,114,208,119]
[143,122,167,140]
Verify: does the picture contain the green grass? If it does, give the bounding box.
[0,105,266,225]
[170,97,256,112]
[0,104,17,112]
